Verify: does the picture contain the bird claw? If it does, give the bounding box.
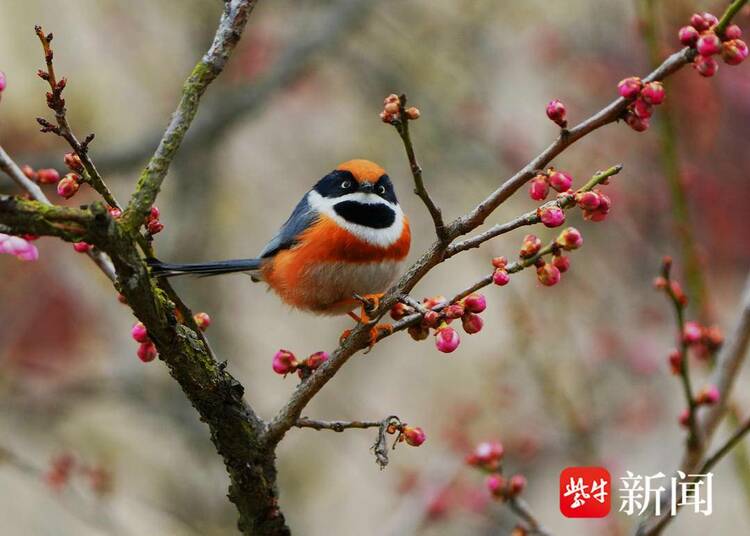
[364,323,393,353]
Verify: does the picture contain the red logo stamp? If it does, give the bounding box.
[560,467,611,518]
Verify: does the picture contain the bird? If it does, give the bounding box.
[148,159,411,345]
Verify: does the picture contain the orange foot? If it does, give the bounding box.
[341,294,392,351]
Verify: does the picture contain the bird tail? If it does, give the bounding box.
[147,257,263,278]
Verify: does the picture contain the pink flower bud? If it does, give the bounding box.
[537,263,561,286]
[697,32,721,56]
[147,220,164,235]
[272,349,298,375]
[668,350,682,375]
[529,176,549,201]
[520,234,542,258]
[63,153,83,172]
[0,71,6,92]
[193,312,211,331]
[435,326,460,353]
[576,191,601,211]
[405,107,420,120]
[632,99,653,119]
[408,324,430,341]
[683,321,703,344]
[147,206,160,222]
[508,474,527,496]
[617,77,642,99]
[131,322,149,343]
[390,302,413,320]
[545,99,567,128]
[305,351,329,370]
[0,233,39,261]
[696,385,720,405]
[625,111,650,132]
[423,310,440,328]
[486,474,505,498]
[73,242,91,253]
[384,101,399,114]
[725,24,743,40]
[464,293,487,313]
[444,303,465,320]
[558,227,583,250]
[137,341,157,363]
[694,55,719,76]
[641,81,665,105]
[21,165,36,180]
[678,408,690,427]
[491,256,508,269]
[422,295,447,309]
[36,168,60,184]
[539,205,565,228]
[108,207,122,219]
[690,13,711,32]
[552,254,570,273]
[57,173,80,199]
[493,268,510,286]
[701,12,719,28]
[467,441,504,469]
[721,39,748,65]
[403,426,426,447]
[462,313,484,334]
[679,26,700,46]
[548,170,573,192]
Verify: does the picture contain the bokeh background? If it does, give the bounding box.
[1,0,750,534]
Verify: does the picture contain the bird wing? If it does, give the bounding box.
[258,192,319,258]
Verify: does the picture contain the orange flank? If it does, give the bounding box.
[336,159,386,184]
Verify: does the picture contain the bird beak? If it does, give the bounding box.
[359,182,374,193]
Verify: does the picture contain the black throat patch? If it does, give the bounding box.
[333,201,396,229]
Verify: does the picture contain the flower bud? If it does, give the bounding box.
[625,111,650,132]
[0,71,6,92]
[668,350,682,375]
[548,170,573,192]
[384,101,399,114]
[558,227,583,250]
[108,207,122,219]
[73,242,91,253]
[617,77,642,99]
[435,325,460,353]
[408,324,430,341]
[679,26,700,46]
[403,426,426,447]
[641,81,665,105]
[193,312,211,331]
[694,55,719,76]
[683,321,703,344]
[491,256,508,269]
[423,310,440,328]
[21,165,36,180]
[137,341,157,363]
[390,302,413,320]
[697,32,721,56]
[423,296,447,310]
[537,263,561,286]
[576,191,601,211]
[552,254,570,272]
[721,39,748,65]
[462,313,484,334]
[379,111,395,123]
[131,322,149,343]
[632,98,653,119]
[384,93,399,104]
[725,24,743,40]
[36,168,60,184]
[545,99,567,128]
[57,173,80,198]
[63,152,83,172]
[147,220,164,235]
[405,106,420,120]
[508,475,527,497]
[0,234,39,261]
[539,205,565,228]
[486,474,505,498]
[464,293,487,313]
[678,408,690,428]
[690,13,711,32]
[519,234,542,258]
[305,351,329,370]
[443,303,465,320]
[696,385,720,405]
[704,325,724,351]
[529,176,549,201]
[272,349,298,375]
[493,268,510,286]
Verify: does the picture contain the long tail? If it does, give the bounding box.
[147,257,263,278]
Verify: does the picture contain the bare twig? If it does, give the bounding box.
[507,497,553,536]
[295,418,384,432]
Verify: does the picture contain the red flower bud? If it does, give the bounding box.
[617,77,642,99]
[21,165,36,180]
[678,408,690,427]
[552,254,570,273]
[668,350,682,375]
[721,39,748,65]
[435,325,460,353]
[72,242,91,253]
[725,24,743,40]
[305,351,329,370]
[545,99,567,128]
[63,152,83,172]
[632,99,653,119]
[137,341,157,362]
[131,322,149,343]
[558,227,583,250]
[520,234,542,258]
[444,303,465,320]
[683,321,703,344]
[408,324,430,341]
[529,175,549,201]
[423,310,440,328]
[464,293,487,313]
[384,101,399,114]
[147,220,164,235]
[539,205,565,228]
[576,191,601,211]
[548,170,573,192]
[403,426,426,447]
[491,256,508,269]
[462,313,484,334]
[36,168,60,184]
[405,107,420,120]
[422,295,447,309]
[493,268,510,286]
[272,349,298,375]
[468,441,504,469]
[697,32,722,56]
[690,13,712,32]
[193,312,211,331]
[679,26,700,46]
[390,302,413,320]
[696,385,720,405]
[57,173,80,198]
[0,71,6,92]
[486,474,505,498]
[624,111,650,132]
[641,81,665,105]
[108,207,122,219]
[694,55,719,77]
[508,474,527,497]
[384,94,399,104]
[537,263,561,286]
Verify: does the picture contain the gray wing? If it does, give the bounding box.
[258,192,319,258]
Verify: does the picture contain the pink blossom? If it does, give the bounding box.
[697,32,721,57]
[678,26,700,46]
[463,294,487,313]
[529,176,549,201]
[492,268,510,286]
[435,326,460,353]
[0,233,39,261]
[641,81,665,105]
[617,77,642,99]
[548,170,573,192]
[545,99,567,128]
[539,205,565,228]
[272,349,298,375]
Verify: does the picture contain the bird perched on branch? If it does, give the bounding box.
[149,159,411,344]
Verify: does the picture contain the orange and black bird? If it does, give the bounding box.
[148,159,411,341]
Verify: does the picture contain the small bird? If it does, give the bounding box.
[149,159,411,342]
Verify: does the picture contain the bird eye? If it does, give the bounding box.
[341,180,351,189]
[377,185,386,194]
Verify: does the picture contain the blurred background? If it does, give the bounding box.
[1,0,750,534]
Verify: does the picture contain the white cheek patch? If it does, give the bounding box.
[307,190,405,248]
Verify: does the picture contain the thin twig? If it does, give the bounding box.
[295,418,384,432]
[507,497,553,536]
